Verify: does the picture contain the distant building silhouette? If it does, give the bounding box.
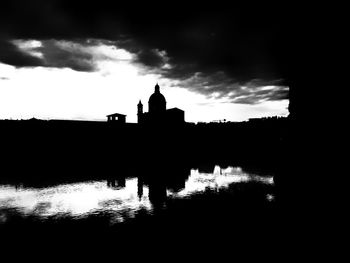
[106,113,126,123]
[138,83,184,125]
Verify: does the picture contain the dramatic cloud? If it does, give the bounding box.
[34,40,96,72]
[230,85,289,104]
[172,72,289,104]
[0,1,293,120]
[0,39,43,67]
[0,1,292,80]
[11,39,136,72]
[166,72,287,105]
[9,38,289,106]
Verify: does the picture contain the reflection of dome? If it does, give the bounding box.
[148,84,166,113]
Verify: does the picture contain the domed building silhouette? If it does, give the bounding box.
[138,83,184,126]
[148,83,166,114]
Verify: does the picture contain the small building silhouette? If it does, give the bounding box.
[106,113,126,123]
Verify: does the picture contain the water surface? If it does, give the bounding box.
[0,165,274,225]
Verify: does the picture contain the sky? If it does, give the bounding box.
[0,1,291,123]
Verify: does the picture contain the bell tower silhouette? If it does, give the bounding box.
[137,100,143,124]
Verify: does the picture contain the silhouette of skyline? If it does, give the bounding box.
[0,67,289,123]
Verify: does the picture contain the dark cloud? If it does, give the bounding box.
[230,85,289,104]
[36,40,96,72]
[0,0,294,104]
[135,49,167,68]
[1,38,97,72]
[171,71,288,104]
[0,39,43,67]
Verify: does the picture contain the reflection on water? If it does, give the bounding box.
[0,166,274,225]
[170,166,273,197]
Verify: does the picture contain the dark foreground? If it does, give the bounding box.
[0,119,307,259]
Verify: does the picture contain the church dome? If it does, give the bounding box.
[148,84,166,113]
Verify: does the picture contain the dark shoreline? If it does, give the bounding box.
[0,117,301,256]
